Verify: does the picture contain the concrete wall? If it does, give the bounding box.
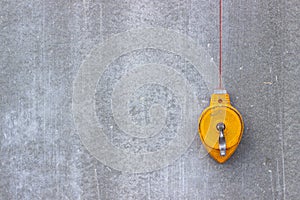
[1,0,299,199]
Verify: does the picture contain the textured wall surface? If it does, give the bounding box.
[0,0,299,199]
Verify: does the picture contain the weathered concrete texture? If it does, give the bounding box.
[0,0,299,199]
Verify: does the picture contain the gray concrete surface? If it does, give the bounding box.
[0,0,299,199]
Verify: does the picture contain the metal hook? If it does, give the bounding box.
[216,122,226,156]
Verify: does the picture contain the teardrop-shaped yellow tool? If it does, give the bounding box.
[198,89,244,163]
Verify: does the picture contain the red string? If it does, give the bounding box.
[219,0,223,89]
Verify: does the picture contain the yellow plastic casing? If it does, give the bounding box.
[198,90,244,163]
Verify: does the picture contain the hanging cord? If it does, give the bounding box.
[219,0,223,89]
